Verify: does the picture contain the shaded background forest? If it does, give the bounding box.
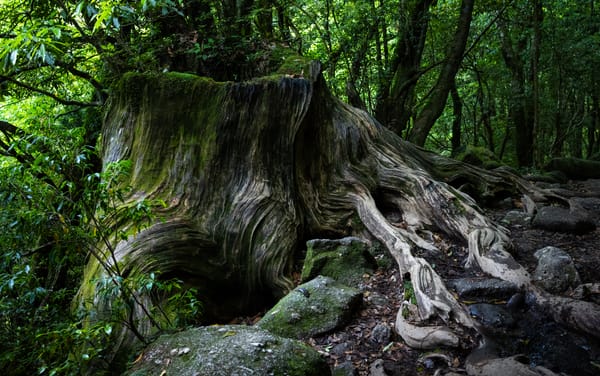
[0,0,599,374]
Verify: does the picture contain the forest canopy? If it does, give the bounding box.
[1,0,599,374]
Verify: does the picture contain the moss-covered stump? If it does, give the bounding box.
[300,237,377,288]
[75,58,600,372]
[256,276,362,339]
[125,325,330,376]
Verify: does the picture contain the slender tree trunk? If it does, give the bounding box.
[587,0,599,158]
[500,16,534,167]
[374,0,435,136]
[450,79,463,155]
[408,0,474,146]
[590,93,600,157]
[531,0,543,165]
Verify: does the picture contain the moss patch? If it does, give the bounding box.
[125,325,330,376]
[301,237,377,288]
[455,145,502,170]
[256,276,362,339]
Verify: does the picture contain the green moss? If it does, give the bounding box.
[271,47,312,77]
[300,238,377,288]
[109,72,227,197]
[455,145,502,169]
[256,276,362,339]
[124,326,330,375]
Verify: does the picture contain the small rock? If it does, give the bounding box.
[446,278,519,300]
[468,303,516,330]
[330,342,350,357]
[501,210,532,227]
[571,197,600,226]
[369,359,388,376]
[332,361,357,376]
[532,205,596,234]
[370,324,392,344]
[572,283,600,305]
[367,292,390,306]
[533,246,581,293]
[506,292,526,312]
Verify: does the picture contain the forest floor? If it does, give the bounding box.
[306,178,600,376]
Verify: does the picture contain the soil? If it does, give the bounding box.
[304,179,600,376]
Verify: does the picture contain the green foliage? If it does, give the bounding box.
[0,97,202,373]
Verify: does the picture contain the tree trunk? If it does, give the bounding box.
[76,63,600,370]
[531,0,543,165]
[408,0,474,146]
[374,0,435,136]
[500,29,534,167]
[450,79,462,156]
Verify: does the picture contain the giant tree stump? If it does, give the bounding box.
[76,63,600,370]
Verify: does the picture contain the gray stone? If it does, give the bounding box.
[332,361,357,376]
[532,205,596,234]
[500,210,532,227]
[533,246,581,293]
[468,303,516,329]
[446,278,520,300]
[330,342,350,357]
[124,325,330,376]
[571,197,600,226]
[370,324,392,344]
[369,359,387,376]
[256,276,362,339]
[301,237,378,288]
[367,292,390,306]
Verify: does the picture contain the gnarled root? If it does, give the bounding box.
[395,302,460,349]
[528,286,600,340]
[466,228,530,287]
[352,191,474,347]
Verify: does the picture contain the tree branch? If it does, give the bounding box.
[0,74,101,107]
[55,60,107,101]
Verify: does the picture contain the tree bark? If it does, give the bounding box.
[450,79,462,155]
[408,0,474,146]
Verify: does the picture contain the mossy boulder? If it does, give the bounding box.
[301,237,378,288]
[545,157,600,179]
[455,145,502,170]
[256,276,362,339]
[125,325,330,376]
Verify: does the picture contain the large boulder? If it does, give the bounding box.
[301,237,377,288]
[256,276,362,339]
[125,325,330,376]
